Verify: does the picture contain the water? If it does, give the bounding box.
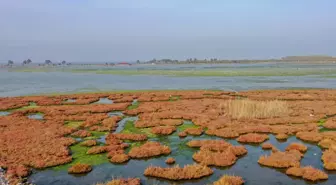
[29,134,336,185]
[0,63,335,97]
[93,98,113,104]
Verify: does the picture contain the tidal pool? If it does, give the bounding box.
[28,120,336,185]
[93,98,113,104]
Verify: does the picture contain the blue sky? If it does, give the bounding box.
[0,0,335,63]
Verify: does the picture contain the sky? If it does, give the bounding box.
[0,0,335,63]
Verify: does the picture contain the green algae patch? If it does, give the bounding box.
[318,119,326,126]
[127,101,140,110]
[52,144,108,171]
[177,120,200,132]
[121,121,157,138]
[169,95,180,101]
[9,102,39,112]
[65,121,83,128]
[90,131,108,138]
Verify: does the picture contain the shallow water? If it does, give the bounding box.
[93,98,113,104]
[1,63,336,97]
[0,111,10,116]
[27,113,44,120]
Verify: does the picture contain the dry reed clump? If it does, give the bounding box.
[144,164,213,180]
[128,141,171,159]
[318,139,336,149]
[221,99,290,119]
[262,143,274,150]
[96,178,141,185]
[184,127,203,136]
[112,133,148,141]
[135,119,183,128]
[205,128,239,138]
[213,175,244,185]
[258,150,303,168]
[151,126,176,135]
[107,150,125,159]
[68,163,92,174]
[5,165,30,178]
[286,166,328,181]
[105,134,124,145]
[275,133,289,140]
[80,140,97,147]
[87,146,107,155]
[109,154,129,164]
[296,131,323,142]
[165,157,176,164]
[321,149,336,170]
[324,118,336,129]
[178,131,187,138]
[286,143,308,153]
[236,133,269,143]
[71,130,92,138]
[193,149,237,167]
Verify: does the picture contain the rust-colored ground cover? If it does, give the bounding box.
[286,143,308,153]
[151,126,176,135]
[68,163,92,174]
[213,175,244,185]
[144,164,213,180]
[128,141,171,159]
[1,89,336,184]
[286,166,328,181]
[96,178,141,185]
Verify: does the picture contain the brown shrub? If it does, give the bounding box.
[184,127,203,136]
[68,163,92,174]
[193,149,237,167]
[262,143,274,150]
[151,126,176,135]
[213,175,244,185]
[296,131,322,142]
[128,141,171,159]
[286,143,307,153]
[80,140,97,147]
[286,166,328,181]
[71,130,92,138]
[97,178,141,185]
[221,99,289,119]
[110,154,129,164]
[165,157,175,164]
[87,146,107,155]
[144,164,213,180]
[258,150,302,168]
[237,133,269,143]
[321,149,336,170]
[275,133,288,140]
[113,133,147,141]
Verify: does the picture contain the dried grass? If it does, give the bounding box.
[68,163,92,174]
[144,164,213,180]
[110,154,129,164]
[213,175,244,185]
[321,149,336,170]
[296,131,323,142]
[151,126,176,135]
[80,140,97,147]
[286,143,307,153]
[165,157,175,164]
[236,133,269,143]
[221,99,289,119]
[96,178,141,185]
[286,166,328,181]
[193,150,237,167]
[258,150,302,168]
[128,141,171,159]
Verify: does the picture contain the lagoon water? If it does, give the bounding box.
[0,63,336,96]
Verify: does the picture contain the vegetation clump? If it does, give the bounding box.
[71,130,92,138]
[96,178,141,185]
[318,139,336,149]
[68,163,92,174]
[165,157,176,164]
[321,149,336,170]
[324,118,336,129]
[187,140,231,148]
[110,154,130,164]
[205,128,239,138]
[275,133,288,141]
[296,131,322,142]
[213,175,244,185]
[80,140,97,147]
[236,133,269,143]
[112,133,148,141]
[258,150,302,168]
[262,143,274,150]
[285,143,308,153]
[128,141,171,159]
[87,146,107,155]
[151,126,176,135]
[144,164,213,180]
[286,166,328,181]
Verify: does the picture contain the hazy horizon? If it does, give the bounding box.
[1,0,335,63]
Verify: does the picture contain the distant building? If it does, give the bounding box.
[117,62,132,66]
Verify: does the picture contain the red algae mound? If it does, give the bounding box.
[128,141,171,159]
[96,178,141,185]
[68,163,92,174]
[80,140,97,147]
[165,157,176,164]
[144,164,213,180]
[296,131,323,142]
[286,166,328,181]
[213,175,244,185]
[321,149,336,170]
[237,133,269,143]
[112,133,148,141]
[151,126,176,135]
[286,143,308,153]
[258,150,303,168]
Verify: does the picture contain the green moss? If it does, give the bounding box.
[127,101,140,110]
[120,121,157,138]
[169,96,180,101]
[318,119,326,126]
[9,102,39,112]
[65,121,83,128]
[90,131,108,137]
[177,120,199,132]
[52,144,108,171]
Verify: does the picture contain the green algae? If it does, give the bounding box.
[65,121,83,128]
[177,120,199,132]
[90,131,108,137]
[9,102,39,112]
[120,120,157,138]
[52,144,108,171]
[169,95,180,101]
[127,101,140,110]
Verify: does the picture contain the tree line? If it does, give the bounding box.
[6,59,70,66]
